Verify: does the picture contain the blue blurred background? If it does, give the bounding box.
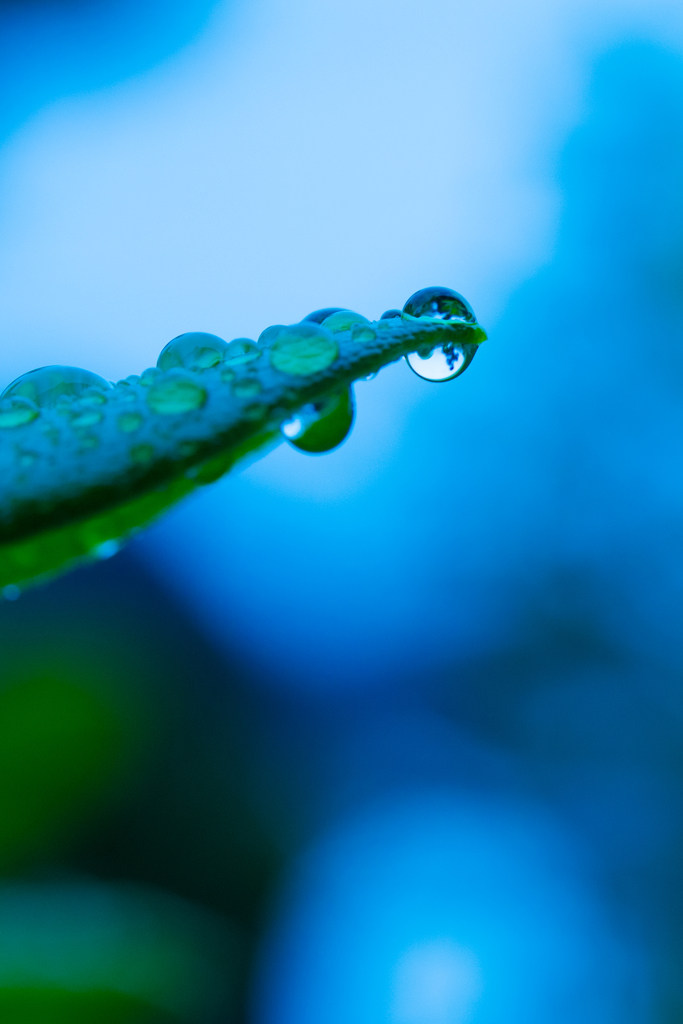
[2,0,683,1019]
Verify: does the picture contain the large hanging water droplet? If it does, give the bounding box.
[0,397,39,429]
[402,287,477,324]
[270,323,338,376]
[147,372,207,414]
[303,308,345,324]
[406,344,475,382]
[281,387,355,453]
[321,310,371,333]
[157,332,228,372]
[1,366,112,407]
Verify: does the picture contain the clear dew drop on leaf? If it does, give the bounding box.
[223,339,261,366]
[281,387,355,454]
[1,367,112,408]
[146,373,207,415]
[402,286,477,324]
[157,332,229,372]
[302,307,346,324]
[269,323,338,376]
[320,310,371,333]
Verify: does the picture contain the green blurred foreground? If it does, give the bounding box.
[0,554,274,1023]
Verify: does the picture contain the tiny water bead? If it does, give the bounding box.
[350,323,376,343]
[303,308,345,324]
[269,323,338,376]
[146,373,207,415]
[380,309,402,320]
[406,344,475,382]
[320,310,370,333]
[157,332,229,372]
[140,368,161,387]
[1,366,112,408]
[223,339,261,366]
[402,286,477,324]
[281,388,354,454]
[0,397,39,429]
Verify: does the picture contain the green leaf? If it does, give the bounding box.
[0,313,485,593]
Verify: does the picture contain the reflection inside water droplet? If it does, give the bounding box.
[281,388,354,453]
[402,286,477,324]
[406,345,472,382]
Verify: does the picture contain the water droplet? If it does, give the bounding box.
[220,367,236,383]
[282,388,354,454]
[70,410,103,428]
[140,368,161,387]
[402,287,477,324]
[1,366,112,408]
[321,310,370,333]
[130,443,154,465]
[3,584,20,601]
[380,309,402,319]
[257,325,286,347]
[303,307,345,324]
[223,338,261,366]
[94,539,119,559]
[157,332,229,372]
[117,412,142,433]
[350,324,376,343]
[17,450,37,467]
[406,344,475,382]
[147,373,206,415]
[232,377,262,398]
[270,323,338,376]
[0,397,39,429]
[179,441,200,458]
